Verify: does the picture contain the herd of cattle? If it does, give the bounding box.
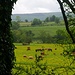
[23,46,59,60]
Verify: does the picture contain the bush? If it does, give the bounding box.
[31,18,42,26]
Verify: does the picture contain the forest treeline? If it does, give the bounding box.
[11,15,72,44]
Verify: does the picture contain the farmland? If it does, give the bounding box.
[14,43,71,65]
[13,43,74,75]
[12,21,74,74]
[19,25,66,36]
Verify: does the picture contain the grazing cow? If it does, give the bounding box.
[38,55,44,59]
[47,48,52,51]
[23,55,27,58]
[28,56,34,59]
[27,47,30,50]
[55,48,57,50]
[35,48,45,52]
[53,53,56,55]
[41,52,45,55]
[60,53,63,55]
[41,48,44,51]
[35,48,42,52]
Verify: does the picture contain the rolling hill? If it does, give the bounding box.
[11,12,63,21]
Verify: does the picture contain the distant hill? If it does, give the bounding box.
[11,12,63,21]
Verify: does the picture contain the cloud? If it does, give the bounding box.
[12,0,60,14]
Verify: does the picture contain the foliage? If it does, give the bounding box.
[12,30,22,43]
[12,26,72,44]
[12,26,73,44]
[12,30,34,44]
[57,0,75,43]
[22,30,34,44]
[44,15,60,24]
[25,19,28,22]
[55,17,60,24]
[31,18,42,26]
[16,16,21,22]
[38,31,53,43]
[0,0,17,75]
[11,21,20,30]
[44,17,50,22]
[54,30,72,44]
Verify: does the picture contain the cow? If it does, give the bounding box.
[47,48,52,51]
[27,47,30,50]
[35,48,42,52]
[41,52,45,55]
[28,56,34,59]
[23,55,27,58]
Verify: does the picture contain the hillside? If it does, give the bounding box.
[11,12,63,21]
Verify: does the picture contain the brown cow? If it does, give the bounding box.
[23,55,27,58]
[47,48,52,51]
[38,55,44,59]
[27,47,30,50]
[41,52,45,55]
[35,48,42,52]
[28,56,34,59]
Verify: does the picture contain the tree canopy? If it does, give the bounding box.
[31,18,42,26]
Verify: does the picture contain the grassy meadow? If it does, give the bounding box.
[13,43,75,75]
[19,22,66,36]
[12,22,74,75]
[19,26,66,37]
[14,43,71,65]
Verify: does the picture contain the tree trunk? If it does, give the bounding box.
[0,0,17,75]
[57,0,75,43]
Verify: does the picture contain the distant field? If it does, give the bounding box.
[19,21,66,37]
[19,26,66,36]
[19,22,31,26]
[19,21,64,27]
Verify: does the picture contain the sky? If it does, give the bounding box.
[12,0,61,14]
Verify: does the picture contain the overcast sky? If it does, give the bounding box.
[12,0,61,14]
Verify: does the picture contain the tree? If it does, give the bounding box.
[57,0,75,43]
[21,30,34,44]
[25,19,28,22]
[38,31,53,43]
[16,16,21,22]
[0,0,17,75]
[44,17,50,22]
[55,17,60,24]
[31,18,42,26]
[11,21,20,30]
[54,30,72,44]
[50,15,56,22]
[12,30,22,43]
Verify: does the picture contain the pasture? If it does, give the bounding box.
[19,26,66,36]
[13,43,74,75]
[18,22,66,37]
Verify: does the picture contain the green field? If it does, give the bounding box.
[19,22,31,27]
[19,21,66,37]
[19,26,66,36]
[13,43,74,75]
[14,43,70,65]
[12,22,74,74]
